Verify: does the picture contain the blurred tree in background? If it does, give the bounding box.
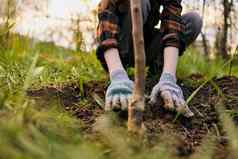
[186,0,237,59]
[70,14,85,52]
[220,0,234,58]
[0,0,237,56]
[0,0,16,49]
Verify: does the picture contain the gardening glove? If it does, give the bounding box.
[105,70,133,111]
[150,73,194,117]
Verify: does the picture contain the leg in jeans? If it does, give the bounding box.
[182,12,203,46]
[147,12,203,76]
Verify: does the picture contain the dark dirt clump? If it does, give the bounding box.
[27,81,106,131]
[27,76,238,158]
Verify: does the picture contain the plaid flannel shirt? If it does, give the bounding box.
[96,0,185,56]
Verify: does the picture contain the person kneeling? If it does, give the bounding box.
[96,0,203,117]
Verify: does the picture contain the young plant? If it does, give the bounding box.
[128,0,146,133]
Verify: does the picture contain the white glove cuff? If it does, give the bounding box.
[160,72,177,83]
[110,69,129,82]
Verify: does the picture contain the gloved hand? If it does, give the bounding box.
[150,73,194,117]
[105,70,133,111]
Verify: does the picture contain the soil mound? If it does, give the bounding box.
[27,76,238,158]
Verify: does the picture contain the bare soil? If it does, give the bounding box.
[27,76,238,159]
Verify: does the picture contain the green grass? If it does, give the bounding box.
[0,34,238,159]
[177,47,238,79]
[0,34,107,159]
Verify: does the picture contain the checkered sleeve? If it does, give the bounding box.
[96,1,119,55]
[160,0,186,55]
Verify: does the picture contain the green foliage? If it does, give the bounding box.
[190,134,216,159]
[177,47,238,79]
[216,102,238,159]
[0,0,17,49]
[0,35,106,159]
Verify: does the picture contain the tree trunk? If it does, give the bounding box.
[201,0,210,57]
[128,0,146,133]
[221,0,233,58]
[201,32,209,56]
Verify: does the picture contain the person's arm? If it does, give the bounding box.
[97,1,133,111]
[96,0,119,59]
[104,48,125,74]
[160,0,186,54]
[150,1,194,117]
[96,0,127,73]
[160,0,186,77]
[163,47,179,78]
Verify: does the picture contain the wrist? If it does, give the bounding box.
[163,47,179,77]
[110,69,129,82]
[104,48,125,74]
[160,72,177,83]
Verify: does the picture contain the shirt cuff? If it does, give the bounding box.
[96,38,118,71]
[162,32,186,56]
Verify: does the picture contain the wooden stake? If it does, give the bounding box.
[128,0,146,133]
